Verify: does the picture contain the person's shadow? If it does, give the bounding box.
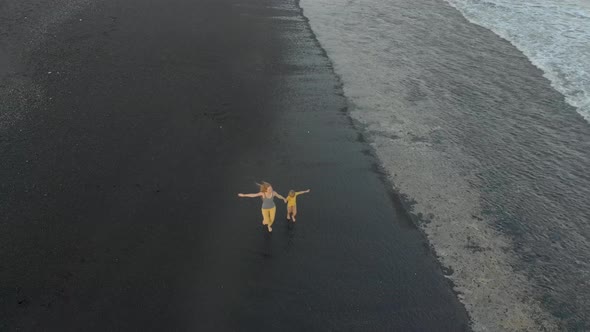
[259,228,273,258]
[284,222,296,252]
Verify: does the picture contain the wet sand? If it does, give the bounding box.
[0,0,471,330]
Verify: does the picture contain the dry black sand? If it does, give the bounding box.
[1,0,471,330]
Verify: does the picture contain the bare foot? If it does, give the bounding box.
[262,220,268,225]
[286,215,290,220]
[267,225,273,232]
[292,217,296,222]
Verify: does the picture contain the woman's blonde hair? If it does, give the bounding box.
[288,190,295,197]
[257,181,272,193]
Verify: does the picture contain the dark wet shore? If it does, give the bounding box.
[1,0,470,330]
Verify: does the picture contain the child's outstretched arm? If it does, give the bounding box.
[238,192,263,198]
[296,189,311,195]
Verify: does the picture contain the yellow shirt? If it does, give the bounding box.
[286,194,298,207]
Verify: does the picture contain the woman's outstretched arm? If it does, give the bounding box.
[273,192,287,202]
[238,192,263,198]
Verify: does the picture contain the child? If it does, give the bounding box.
[285,189,310,222]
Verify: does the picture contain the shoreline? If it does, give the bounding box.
[298,0,590,329]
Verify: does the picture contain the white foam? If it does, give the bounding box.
[444,0,590,123]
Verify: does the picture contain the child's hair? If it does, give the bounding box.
[256,181,272,192]
[288,190,295,197]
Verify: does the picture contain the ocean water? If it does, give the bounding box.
[445,0,590,123]
[299,0,590,330]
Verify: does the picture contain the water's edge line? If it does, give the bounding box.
[293,0,571,330]
[292,0,475,329]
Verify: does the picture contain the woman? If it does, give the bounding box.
[238,182,287,232]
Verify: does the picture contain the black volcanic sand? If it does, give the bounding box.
[0,0,471,330]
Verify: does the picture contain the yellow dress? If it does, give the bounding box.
[286,194,298,207]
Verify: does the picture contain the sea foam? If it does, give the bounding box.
[445,0,590,123]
